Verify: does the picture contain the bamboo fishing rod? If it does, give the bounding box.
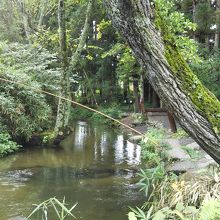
[0,77,144,136]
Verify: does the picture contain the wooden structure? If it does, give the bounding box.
[143,82,177,132]
[145,108,177,133]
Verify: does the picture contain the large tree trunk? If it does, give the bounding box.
[103,0,220,163]
[205,35,210,51]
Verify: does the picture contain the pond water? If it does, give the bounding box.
[0,121,144,220]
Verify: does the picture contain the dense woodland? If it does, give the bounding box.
[0,0,219,154]
[0,0,220,218]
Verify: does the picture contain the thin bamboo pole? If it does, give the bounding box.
[0,77,144,136]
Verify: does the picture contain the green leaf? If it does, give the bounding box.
[153,210,166,220]
[128,212,138,220]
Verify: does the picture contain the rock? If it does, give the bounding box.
[185,142,200,150]
[179,137,195,146]
[128,135,143,144]
[167,158,217,173]
[165,139,190,160]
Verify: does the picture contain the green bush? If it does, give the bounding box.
[0,42,58,142]
[0,133,21,157]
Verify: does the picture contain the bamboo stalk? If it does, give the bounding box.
[0,77,144,136]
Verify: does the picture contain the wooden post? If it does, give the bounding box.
[167,112,177,133]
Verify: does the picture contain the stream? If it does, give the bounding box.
[0,121,144,220]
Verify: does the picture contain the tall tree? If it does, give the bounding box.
[103,0,220,163]
[55,0,70,133]
[55,0,94,133]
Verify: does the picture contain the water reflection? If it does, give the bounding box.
[0,121,144,220]
[63,121,141,167]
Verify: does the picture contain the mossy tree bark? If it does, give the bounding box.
[55,0,70,133]
[55,0,94,134]
[103,0,220,163]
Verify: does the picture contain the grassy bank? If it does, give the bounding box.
[129,127,220,220]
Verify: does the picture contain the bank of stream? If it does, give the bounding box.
[0,121,144,220]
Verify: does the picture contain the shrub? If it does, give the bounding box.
[0,42,58,142]
[0,133,21,157]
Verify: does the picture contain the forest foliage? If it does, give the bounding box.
[0,0,219,151]
[0,0,219,219]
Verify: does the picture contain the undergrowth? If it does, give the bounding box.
[141,127,170,167]
[130,124,220,220]
[0,133,21,157]
[70,104,123,126]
